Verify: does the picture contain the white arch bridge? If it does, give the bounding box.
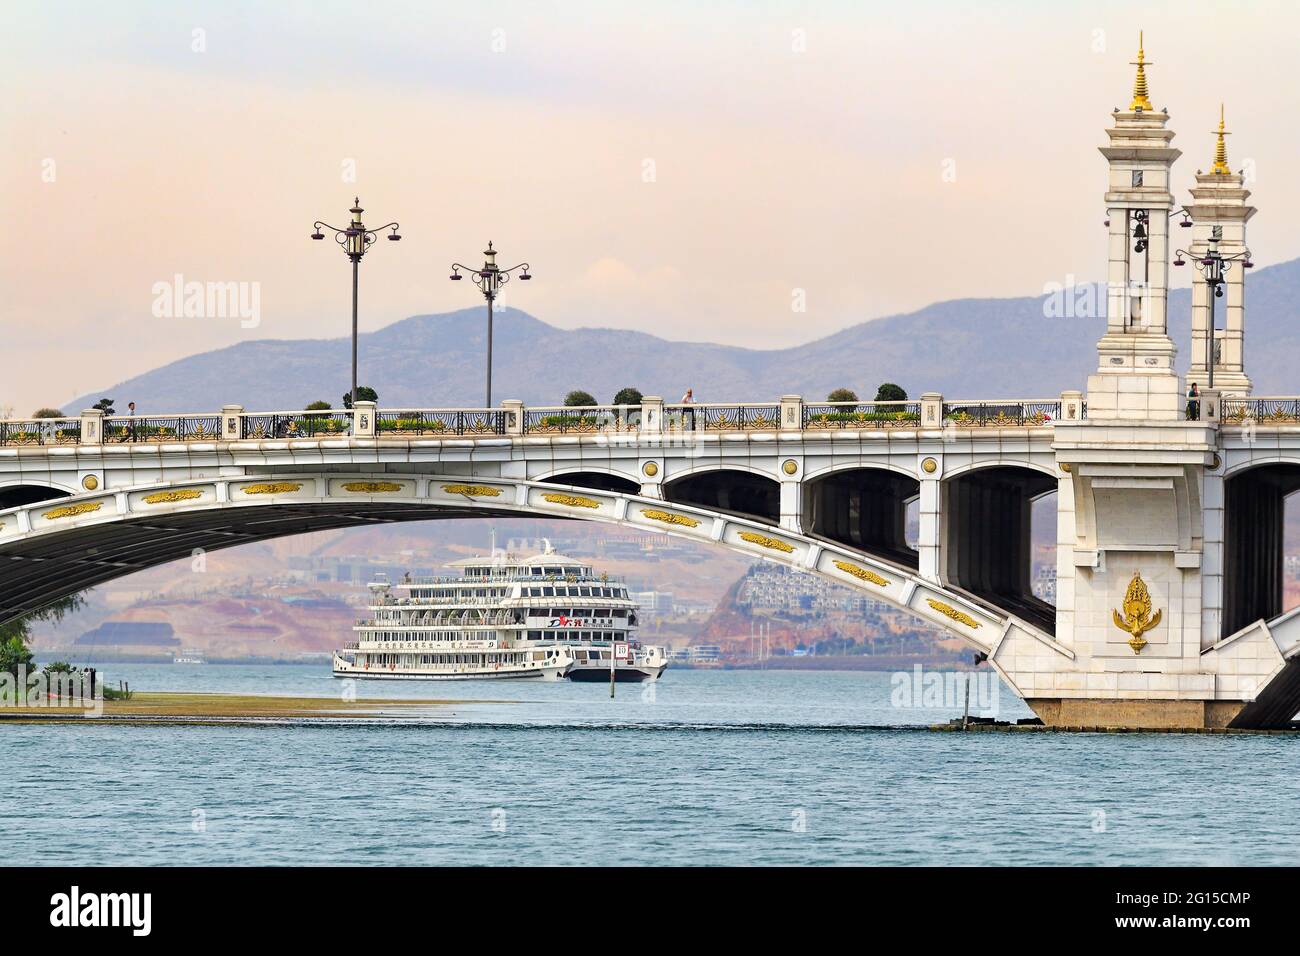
[3,392,1300,728]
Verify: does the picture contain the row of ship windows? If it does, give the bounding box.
[520,586,628,599]
[527,608,629,618]
[360,653,550,665]
[526,631,626,641]
[364,631,628,642]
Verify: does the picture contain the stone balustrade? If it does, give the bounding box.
[0,394,1085,446]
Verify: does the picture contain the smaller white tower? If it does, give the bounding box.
[1184,105,1255,396]
[1088,34,1182,421]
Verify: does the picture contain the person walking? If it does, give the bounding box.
[680,388,695,430]
[1186,382,1200,421]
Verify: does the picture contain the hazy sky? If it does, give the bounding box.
[4,0,1298,413]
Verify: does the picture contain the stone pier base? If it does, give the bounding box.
[1027,698,1246,730]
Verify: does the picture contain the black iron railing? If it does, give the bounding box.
[378,409,508,435]
[942,401,1062,426]
[802,402,922,429]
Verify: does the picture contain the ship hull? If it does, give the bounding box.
[333,654,571,682]
[566,662,667,683]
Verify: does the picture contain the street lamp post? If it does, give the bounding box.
[1174,226,1252,390]
[311,198,402,407]
[450,242,531,408]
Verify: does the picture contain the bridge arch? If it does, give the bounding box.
[939,458,1059,483]
[940,464,1057,634]
[0,482,73,510]
[1221,462,1300,638]
[802,466,919,569]
[662,467,780,524]
[537,470,640,494]
[0,474,1040,657]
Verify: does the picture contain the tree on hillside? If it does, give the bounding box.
[92,398,115,415]
[342,386,378,409]
[564,390,597,407]
[32,407,65,419]
[612,387,643,406]
[875,383,907,402]
[826,388,858,403]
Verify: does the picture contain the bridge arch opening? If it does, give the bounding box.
[942,465,1057,634]
[803,467,919,569]
[1222,463,1300,638]
[662,469,781,525]
[0,484,71,510]
[544,471,640,494]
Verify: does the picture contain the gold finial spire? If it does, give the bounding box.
[1211,102,1231,174]
[1129,31,1153,111]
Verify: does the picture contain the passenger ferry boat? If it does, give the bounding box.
[332,544,669,683]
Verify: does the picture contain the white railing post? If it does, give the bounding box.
[79,408,103,446]
[501,399,525,435]
[1201,388,1222,424]
[221,405,243,440]
[780,394,803,431]
[1060,390,1084,422]
[353,400,377,437]
[920,392,943,429]
[641,396,664,434]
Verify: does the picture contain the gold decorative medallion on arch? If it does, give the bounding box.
[341,481,404,494]
[639,509,699,528]
[782,459,798,476]
[143,489,203,505]
[241,482,303,496]
[921,457,938,474]
[441,484,503,498]
[81,475,99,491]
[926,599,981,629]
[43,501,103,520]
[642,462,659,477]
[542,493,601,509]
[738,531,795,553]
[832,560,890,587]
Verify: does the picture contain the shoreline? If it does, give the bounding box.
[0,691,488,725]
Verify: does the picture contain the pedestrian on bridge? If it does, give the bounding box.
[1186,382,1200,421]
[680,388,695,430]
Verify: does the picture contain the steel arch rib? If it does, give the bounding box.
[0,474,1047,651]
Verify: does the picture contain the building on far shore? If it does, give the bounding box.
[72,621,180,660]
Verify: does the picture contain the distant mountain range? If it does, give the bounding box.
[69,257,1300,412]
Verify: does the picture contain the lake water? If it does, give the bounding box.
[3,664,1298,866]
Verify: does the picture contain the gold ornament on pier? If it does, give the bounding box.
[1113,571,1162,654]
[81,475,99,491]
